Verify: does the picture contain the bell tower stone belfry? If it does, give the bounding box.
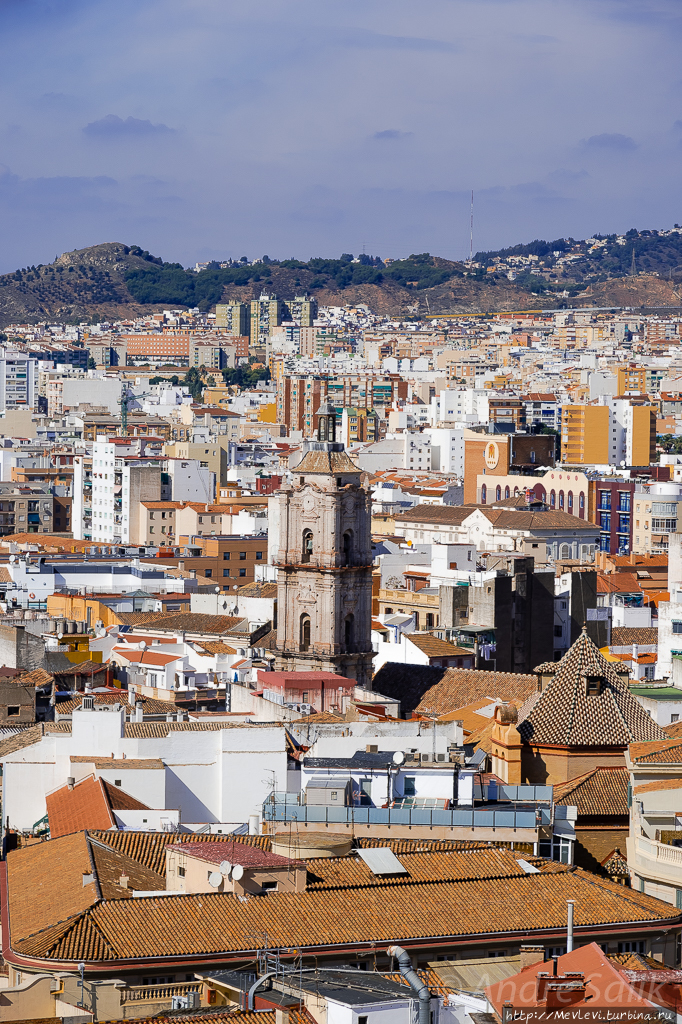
[272,402,374,687]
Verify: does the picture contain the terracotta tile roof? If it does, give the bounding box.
[634,777,682,795]
[0,565,12,583]
[611,627,658,646]
[70,756,165,769]
[89,830,271,875]
[295,449,360,475]
[608,951,665,970]
[104,1012,313,1024]
[0,723,43,757]
[6,831,100,943]
[663,719,682,739]
[406,633,473,658]
[47,777,116,837]
[553,767,629,817]
[114,650,182,667]
[57,692,179,715]
[629,737,682,764]
[101,780,150,811]
[393,504,597,532]
[116,612,244,635]
[415,668,537,717]
[305,847,548,891]
[195,641,237,655]
[293,711,344,723]
[518,630,664,747]
[168,842,304,870]
[12,862,680,964]
[236,582,277,599]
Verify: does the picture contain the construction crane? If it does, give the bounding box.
[119,387,151,436]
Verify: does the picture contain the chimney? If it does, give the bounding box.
[119,873,129,889]
[366,744,378,753]
[520,945,545,970]
[135,700,144,723]
[67,777,75,791]
[275,1011,289,1024]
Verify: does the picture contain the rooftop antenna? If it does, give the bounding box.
[470,190,474,263]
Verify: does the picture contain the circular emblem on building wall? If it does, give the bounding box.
[485,441,499,470]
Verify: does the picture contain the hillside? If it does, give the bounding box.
[0,234,681,327]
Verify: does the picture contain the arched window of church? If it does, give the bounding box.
[550,490,556,508]
[481,484,487,504]
[567,491,573,513]
[302,529,313,563]
[560,544,570,559]
[319,417,327,441]
[343,530,353,564]
[559,490,564,510]
[300,614,311,651]
[496,486,501,501]
[345,614,354,649]
[505,486,510,499]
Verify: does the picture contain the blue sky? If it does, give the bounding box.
[0,0,681,270]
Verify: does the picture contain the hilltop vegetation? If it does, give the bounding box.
[476,227,682,295]
[0,229,681,327]
[123,252,464,309]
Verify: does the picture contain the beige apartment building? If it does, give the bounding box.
[633,491,682,554]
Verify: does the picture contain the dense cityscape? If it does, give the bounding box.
[0,252,679,1021]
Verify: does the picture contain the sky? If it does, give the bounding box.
[0,0,682,271]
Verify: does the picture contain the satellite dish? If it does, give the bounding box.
[9,555,15,563]
[393,751,405,765]
[232,863,244,881]
[57,632,64,640]
[138,641,147,650]
[219,860,232,876]
[208,871,222,888]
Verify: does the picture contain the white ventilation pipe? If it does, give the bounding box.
[567,900,575,952]
[387,945,430,1024]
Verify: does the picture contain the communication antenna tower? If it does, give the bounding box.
[470,190,474,262]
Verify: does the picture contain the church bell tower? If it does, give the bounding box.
[273,402,374,687]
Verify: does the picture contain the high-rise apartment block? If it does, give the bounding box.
[0,350,37,413]
[250,294,318,350]
[561,400,655,467]
[214,301,250,336]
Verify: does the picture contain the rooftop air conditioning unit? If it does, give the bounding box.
[421,753,431,762]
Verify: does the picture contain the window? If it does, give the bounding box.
[223,552,230,560]
[671,714,679,723]
[114,779,121,787]
[481,483,486,503]
[559,490,564,510]
[426,613,434,630]
[302,529,313,563]
[550,489,556,508]
[554,625,563,637]
[256,551,263,560]
[345,614,354,648]
[239,567,246,577]
[239,551,246,560]
[205,569,212,577]
[618,941,645,954]
[261,880,277,891]
[223,569,230,577]
[300,614,311,651]
[178,866,186,877]
[496,485,501,501]
[343,530,353,564]
[358,1017,368,1024]
[585,676,601,696]
[404,776,416,796]
[673,622,682,634]
[7,706,19,716]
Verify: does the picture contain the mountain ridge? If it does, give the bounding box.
[0,233,680,327]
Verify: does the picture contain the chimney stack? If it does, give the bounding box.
[67,777,75,791]
[520,945,545,970]
[119,873,129,889]
[135,700,144,723]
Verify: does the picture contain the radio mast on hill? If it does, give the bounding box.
[470,190,474,262]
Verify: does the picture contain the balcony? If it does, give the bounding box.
[263,792,551,839]
[121,982,201,1005]
[626,833,682,892]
